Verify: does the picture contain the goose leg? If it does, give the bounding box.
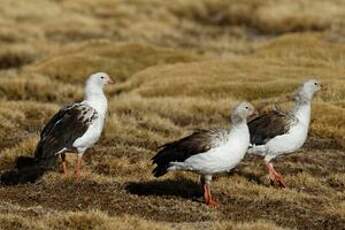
[202,175,218,207]
[266,162,286,188]
[75,154,82,180]
[202,183,210,204]
[205,184,218,207]
[61,153,68,176]
[200,175,210,205]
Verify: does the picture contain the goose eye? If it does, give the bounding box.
[245,106,249,109]
[314,82,318,86]
[101,76,104,79]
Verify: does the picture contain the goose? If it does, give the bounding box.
[248,79,321,187]
[152,102,256,207]
[1,72,113,185]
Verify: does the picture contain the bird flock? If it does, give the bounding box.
[0,72,321,208]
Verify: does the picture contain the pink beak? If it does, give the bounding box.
[249,110,259,120]
[107,78,115,84]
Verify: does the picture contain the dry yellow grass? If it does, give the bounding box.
[0,202,288,230]
[0,0,345,229]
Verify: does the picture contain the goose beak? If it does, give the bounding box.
[107,78,115,84]
[284,94,294,101]
[249,110,259,120]
[320,83,325,90]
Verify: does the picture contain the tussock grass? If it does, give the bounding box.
[0,206,290,230]
[29,42,200,84]
[0,209,171,230]
[0,45,37,69]
[1,0,345,229]
[0,73,82,103]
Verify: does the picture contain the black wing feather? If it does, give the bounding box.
[34,103,97,166]
[152,129,227,177]
[248,110,291,146]
[1,102,98,185]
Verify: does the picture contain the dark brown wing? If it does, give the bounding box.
[248,110,292,146]
[34,103,98,166]
[152,128,228,177]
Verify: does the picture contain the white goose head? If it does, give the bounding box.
[84,72,114,114]
[231,101,256,124]
[294,79,321,103]
[86,72,114,89]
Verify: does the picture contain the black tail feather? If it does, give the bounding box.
[1,155,58,186]
[0,166,46,185]
[15,156,37,169]
[152,164,169,177]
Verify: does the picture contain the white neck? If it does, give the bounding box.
[231,119,249,134]
[84,83,107,116]
[232,118,247,127]
[293,101,311,126]
[228,119,250,149]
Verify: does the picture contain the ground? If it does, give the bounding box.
[0,0,345,229]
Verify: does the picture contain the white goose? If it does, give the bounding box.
[1,72,113,185]
[248,79,321,187]
[152,102,256,207]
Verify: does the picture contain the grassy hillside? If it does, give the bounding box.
[0,0,345,229]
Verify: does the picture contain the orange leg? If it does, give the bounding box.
[203,184,210,204]
[61,153,68,176]
[62,161,68,176]
[204,184,219,208]
[266,162,286,188]
[75,155,82,180]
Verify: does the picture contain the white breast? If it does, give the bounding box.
[72,115,105,154]
[72,98,107,154]
[265,103,311,159]
[266,122,308,156]
[182,124,250,175]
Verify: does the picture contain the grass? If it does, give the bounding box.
[0,0,345,229]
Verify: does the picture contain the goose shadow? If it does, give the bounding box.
[228,168,264,185]
[228,155,267,185]
[125,178,203,200]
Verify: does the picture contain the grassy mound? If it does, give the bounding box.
[0,1,345,229]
